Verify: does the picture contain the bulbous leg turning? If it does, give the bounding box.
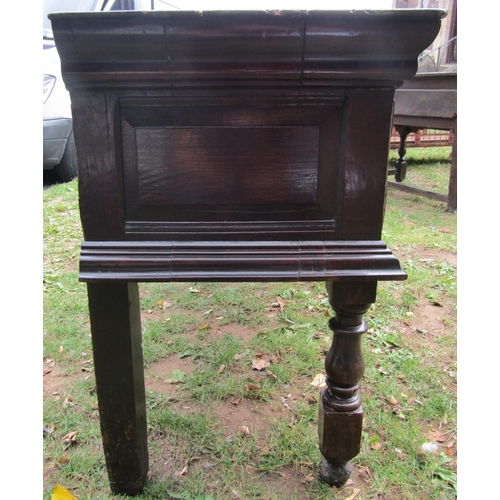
[317,282,376,487]
[318,458,352,487]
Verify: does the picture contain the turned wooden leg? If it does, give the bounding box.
[87,282,148,495]
[318,281,376,487]
[394,125,413,182]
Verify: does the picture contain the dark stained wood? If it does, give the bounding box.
[120,98,343,231]
[318,281,376,486]
[79,240,407,282]
[393,125,413,182]
[52,10,444,90]
[87,282,148,495]
[50,9,444,494]
[71,92,126,241]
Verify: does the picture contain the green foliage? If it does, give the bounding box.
[388,146,452,195]
[44,148,457,500]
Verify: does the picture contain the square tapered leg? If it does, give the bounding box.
[87,282,148,495]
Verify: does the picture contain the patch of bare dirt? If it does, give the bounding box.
[43,359,93,397]
[144,355,197,395]
[213,396,285,440]
[244,465,319,500]
[44,244,457,498]
[206,322,266,343]
[398,247,457,376]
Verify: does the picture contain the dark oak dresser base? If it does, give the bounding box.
[49,9,444,494]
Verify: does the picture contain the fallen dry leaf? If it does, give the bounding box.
[251,354,270,371]
[217,364,226,374]
[246,382,261,392]
[62,431,78,446]
[63,396,76,408]
[358,466,372,480]
[44,422,56,435]
[240,426,251,436]
[57,457,70,464]
[51,484,78,500]
[429,429,447,442]
[174,465,188,477]
[445,442,457,457]
[266,369,277,379]
[310,373,326,388]
[389,396,398,406]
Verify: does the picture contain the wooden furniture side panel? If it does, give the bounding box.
[72,92,124,241]
[73,89,396,243]
[336,88,395,240]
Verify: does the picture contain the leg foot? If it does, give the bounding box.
[319,458,352,487]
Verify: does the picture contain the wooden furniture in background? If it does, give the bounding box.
[50,9,443,494]
[390,71,457,211]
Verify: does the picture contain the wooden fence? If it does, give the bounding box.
[390,128,454,149]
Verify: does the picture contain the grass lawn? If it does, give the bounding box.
[43,150,457,499]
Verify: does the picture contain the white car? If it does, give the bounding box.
[43,0,149,181]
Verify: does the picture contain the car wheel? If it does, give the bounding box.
[54,130,78,182]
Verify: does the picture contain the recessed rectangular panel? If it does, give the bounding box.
[120,99,342,238]
[136,126,319,206]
